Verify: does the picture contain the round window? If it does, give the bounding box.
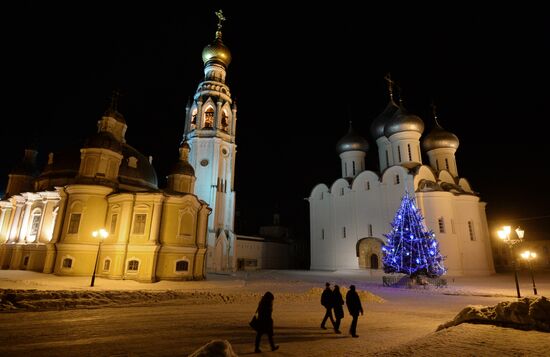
[221,148,228,156]
[200,159,209,167]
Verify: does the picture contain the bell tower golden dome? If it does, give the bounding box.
[201,9,232,68]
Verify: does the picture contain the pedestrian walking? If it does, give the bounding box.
[253,291,279,353]
[333,284,344,333]
[320,282,335,329]
[345,284,363,338]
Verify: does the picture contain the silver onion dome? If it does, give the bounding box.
[384,105,425,138]
[422,119,459,151]
[336,122,369,154]
[370,100,399,140]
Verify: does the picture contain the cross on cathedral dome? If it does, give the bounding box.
[201,10,232,68]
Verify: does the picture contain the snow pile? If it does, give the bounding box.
[437,296,550,332]
[188,340,237,357]
[0,287,385,312]
[0,289,238,311]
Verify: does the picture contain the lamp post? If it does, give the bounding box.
[90,228,108,287]
[497,226,524,298]
[521,250,538,295]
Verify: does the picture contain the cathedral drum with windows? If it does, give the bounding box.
[308,86,495,276]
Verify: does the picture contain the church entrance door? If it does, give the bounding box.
[370,254,379,269]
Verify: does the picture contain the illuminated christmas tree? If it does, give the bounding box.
[382,192,446,278]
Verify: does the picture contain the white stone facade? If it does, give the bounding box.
[309,101,495,276]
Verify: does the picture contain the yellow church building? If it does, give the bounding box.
[0,99,211,281]
[0,10,244,281]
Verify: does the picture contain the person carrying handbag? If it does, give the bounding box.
[252,291,279,353]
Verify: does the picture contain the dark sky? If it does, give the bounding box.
[1,2,549,240]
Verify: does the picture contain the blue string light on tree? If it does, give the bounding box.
[381,191,446,278]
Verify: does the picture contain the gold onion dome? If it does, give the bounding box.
[336,122,369,154]
[422,118,459,151]
[202,36,232,67]
[202,10,231,67]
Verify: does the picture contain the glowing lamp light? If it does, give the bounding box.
[515,227,525,239]
[520,250,538,295]
[92,228,109,239]
[90,228,109,287]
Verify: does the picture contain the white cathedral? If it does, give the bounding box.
[309,81,495,276]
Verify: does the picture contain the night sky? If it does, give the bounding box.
[1,2,549,240]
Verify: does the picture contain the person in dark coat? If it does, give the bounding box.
[332,285,344,334]
[345,284,363,338]
[320,282,335,329]
[254,291,279,353]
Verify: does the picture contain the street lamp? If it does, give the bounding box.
[497,226,524,298]
[521,250,538,295]
[90,228,109,287]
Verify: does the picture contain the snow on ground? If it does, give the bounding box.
[0,269,549,356]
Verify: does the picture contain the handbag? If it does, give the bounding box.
[249,314,261,331]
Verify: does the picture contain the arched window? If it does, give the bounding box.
[178,210,193,238]
[397,146,402,162]
[204,107,214,128]
[68,213,81,234]
[468,221,476,241]
[110,213,118,235]
[62,258,73,268]
[29,208,42,238]
[128,156,138,168]
[103,259,111,271]
[176,260,189,272]
[407,144,412,161]
[23,256,29,266]
[191,108,198,126]
[221,111,229,132]
[133,214,147,235]
[438,217,445,233]
[127,260,139,271]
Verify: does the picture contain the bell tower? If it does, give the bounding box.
[183,10,237,272]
